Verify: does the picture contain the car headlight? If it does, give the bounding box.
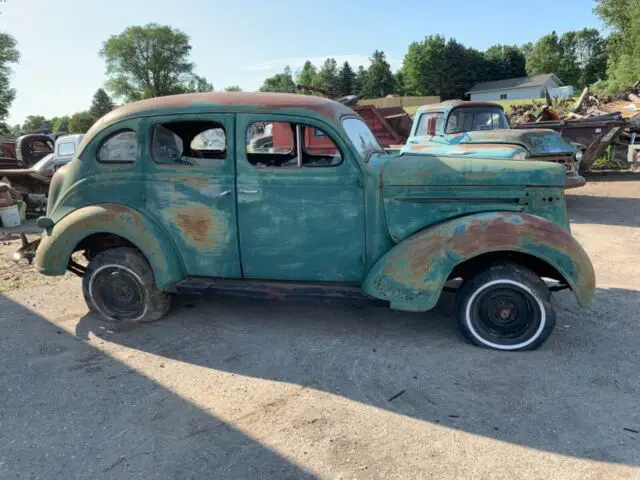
[511,151,528,160]
[574,149,583,163]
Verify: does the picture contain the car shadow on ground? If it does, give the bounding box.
[566,194,640,227]
[0,294,316,479]
[75,286,640,466]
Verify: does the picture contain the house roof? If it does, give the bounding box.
[466,74,563,94]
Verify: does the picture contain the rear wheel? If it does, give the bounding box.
[82,247,170,324]
[455,263,556,351]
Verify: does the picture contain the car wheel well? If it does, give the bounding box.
[449,251,568,285]
[74,233,141,261]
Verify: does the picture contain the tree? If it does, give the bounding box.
[484,44,527,80]
[526,31,580,87]
[394,70,406,96]
[68,111,95,134]
[354,66,367,97]
[402,35,447,96]
[0,33,20,124]
[337,61,356,97]
[52,115,70,132]
[259,66,296,93]
[89,88,115,119]
[568,29,608,87]
[296,60,318,87]
[22,115,51,133]
[100,23,209,101]
[317,58,339,95]
[520,42,534,61]
[360,50,396,99]
[184,74,214,93]
[594,0,640,92]
[224,85,242,92]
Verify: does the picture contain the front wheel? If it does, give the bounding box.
[82,247,171,324]
[455,263,556,351]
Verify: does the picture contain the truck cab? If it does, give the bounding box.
[403,100,586,189]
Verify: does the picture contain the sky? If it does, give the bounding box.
[2,0,603,125]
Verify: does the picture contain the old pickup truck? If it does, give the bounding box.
[27,92,595,351]
[401,100,586,189]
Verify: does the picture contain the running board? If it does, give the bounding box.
[172,277,385,305]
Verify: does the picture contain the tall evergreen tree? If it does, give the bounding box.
[360,50,396,99]
[89,88,115,119]
[337,61,356,96]
[317,58,339,95]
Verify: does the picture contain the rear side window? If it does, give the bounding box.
[246,121,341,169]
[152,121,226,167]
[57,142,75,156]
[415,112,444,135]
[97,130,137,163]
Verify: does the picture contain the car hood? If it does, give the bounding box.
[446,129,575,156]
[381,153,566,187]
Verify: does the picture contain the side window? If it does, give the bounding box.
[152,120,226,167]
[97,130,137,163]
[57,142,75,156]
[415,112,444,135]
[246,121,341,169]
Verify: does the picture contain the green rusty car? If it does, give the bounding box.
[29,92,595,351]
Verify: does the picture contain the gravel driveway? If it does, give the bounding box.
[1,180,639,479]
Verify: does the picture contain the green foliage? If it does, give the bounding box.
[360,50,396,99]
[317,58,339,94]
[484,44,527,80]
[89,88,115,119]
[354,66,367,97]
[259,66,296,93]
[100,23,208,101]
[0,32,19,123]
[337,62,356,97]
[224,85,242,92]
[68,111,95,134]
[526,31,580,86]
[594,0,640,93]
[22,115,51,133]
[52,116,70,132]
[296,61,318,87]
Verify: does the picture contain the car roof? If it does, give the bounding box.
[55,134,84,144]
[416,100,504,115]
[81,92,356,149]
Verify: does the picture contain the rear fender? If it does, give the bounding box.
[362,212,595,311]
[35,203,184,289]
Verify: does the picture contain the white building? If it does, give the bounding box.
[466,74,573,102]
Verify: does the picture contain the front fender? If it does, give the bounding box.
[35,203,184,289]
[362,212,595,311]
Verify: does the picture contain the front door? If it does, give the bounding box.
[236,114,366,283]
[142,113,241,278]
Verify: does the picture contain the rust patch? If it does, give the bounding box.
[170,204,218,247]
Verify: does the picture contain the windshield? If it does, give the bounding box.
[341,117,384,161]
[445,107,509,134]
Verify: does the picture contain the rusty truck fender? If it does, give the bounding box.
[362,212,595,312]
[35,203,184,289]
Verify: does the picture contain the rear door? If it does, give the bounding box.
[142,113,241,278]
[235,113,366,282]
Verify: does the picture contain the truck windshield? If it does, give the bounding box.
[445,107,509,134]
[341,117,384,161]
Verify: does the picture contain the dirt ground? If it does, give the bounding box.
[0,180,639,479]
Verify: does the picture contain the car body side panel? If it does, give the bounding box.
[35,203,185,289]
[362,212,595,312]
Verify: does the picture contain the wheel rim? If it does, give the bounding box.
[466,279,545,350]
[89,265,147,322]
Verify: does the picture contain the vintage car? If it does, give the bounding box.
[29,92,595,351]
[402,100,586,189]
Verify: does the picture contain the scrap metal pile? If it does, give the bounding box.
[507,86,639,172]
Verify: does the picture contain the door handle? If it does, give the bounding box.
[216,190,231,197]
[239,188,258,194]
